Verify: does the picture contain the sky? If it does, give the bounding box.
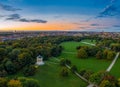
[0,0,120,32]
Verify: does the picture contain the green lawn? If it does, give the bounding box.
[110,58,120,78]
[61,41,92,52]
[31,62,87,87]
[60,41,120,78]
[59,53,111,72]
[8,59,87,87]
[60,41,111,73]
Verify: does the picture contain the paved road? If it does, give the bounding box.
[106,52,120,72]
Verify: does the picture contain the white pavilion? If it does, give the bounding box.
[36,55,45,65]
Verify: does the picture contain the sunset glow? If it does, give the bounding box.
[0,0,120,32]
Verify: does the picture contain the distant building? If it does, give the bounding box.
[36,55,45,65]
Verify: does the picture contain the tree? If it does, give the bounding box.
[99,80,112,87]
[8,49,21,61]
[89,71,106,84]
[18,52,32,67]
[0,48,6,61]
[5,60,16,74]
[77,48,88,59]
[107,51,115,60]
[0,78,7,87]
[60,58,66,66]
[79,69,87,76]
[96,51,103,59]
[60,67,69,77]
[87,47,100,56]
[111,44,120,52]
[12,42,21,48]
[7,79,22,87]
[71,65,78,73]
[51,45,63,57]
[65,59,71,65]
[23,65,37,76]
[83,70,93,79]
[103,49,109,59]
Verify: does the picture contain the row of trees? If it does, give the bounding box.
[77,46,116,60]
[96,39,120,52]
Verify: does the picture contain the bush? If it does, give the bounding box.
[79,69,87,76]
[83,70,93,80]
[89,71,106,84]
[65,59,71,65]
[71,65,78,73]
[60,67,69,77]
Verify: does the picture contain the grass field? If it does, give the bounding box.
[110,58,120,78]
[60,41,111,73]
[60,39,96,52]
[31,61,87,87]
[8,59,87,87]
[58,52,111,72]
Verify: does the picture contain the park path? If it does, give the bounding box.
[81,42,120,73]
[65,64,91,84]
[81,42,96,46]
[51,58,91,84]
[106,52,120,72]
[52,55,98,86]
[65,64,98,87]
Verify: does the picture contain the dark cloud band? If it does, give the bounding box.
[6,14,47,23]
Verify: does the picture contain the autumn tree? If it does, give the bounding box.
[96,51,103,59]
[60,67,69,77]
[0,78,7,87]
[77,48,88,59]
[7,79,22,87]
[107,51,115,60]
